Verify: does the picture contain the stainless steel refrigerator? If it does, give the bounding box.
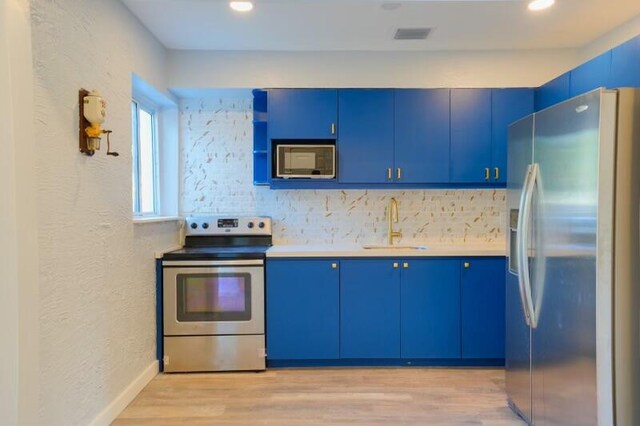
[506,88,640,425]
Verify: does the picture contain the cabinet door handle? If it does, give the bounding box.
[397,168,402,180]
[387,168,392,181]
[464,262,470,269]
[393,262,399,269]
[403,262,409,269]
[485,168,490,181]
[331,263,338,269]
[494,167,500,181]
[331,123,336,135]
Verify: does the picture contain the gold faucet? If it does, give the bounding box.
[388,197,402,245]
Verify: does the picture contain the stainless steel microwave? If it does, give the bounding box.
[275,145,336,179]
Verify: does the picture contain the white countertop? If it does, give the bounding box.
[266,243,506,258]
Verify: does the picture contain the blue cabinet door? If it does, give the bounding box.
[338,89,395,183]
[535,72,571,111]
[340,260,401,358]
[610,36,640,89]
[570,51,612,97]
[401,259,460,359]
[268,89,338,139]
[461,258,506,359]
[491,89,535,185]
[450,89,492,183]
[266,259,340,360]
[394,89,450,183]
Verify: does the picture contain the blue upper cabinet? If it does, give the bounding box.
[338,89,395,183]
[461,258,506,359]
[266,259,340,360]
[535,72,571,111]
[401,259,460,359]
[610,36,640,89]
[491,89,534,185]
[570,51,612,98]
[450,89,492,184]
[394,89,450,183]
[268,89,338,139]
[340,260,401,358]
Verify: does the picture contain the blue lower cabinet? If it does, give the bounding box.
[461,258,506,359]
[401,259,461,358]
[266,259,340,360]
[340,260,401,358]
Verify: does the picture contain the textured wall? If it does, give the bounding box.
[180,95,505,245]
[30,1,178,425]
[169,48,579,89]
[1,0,40,424]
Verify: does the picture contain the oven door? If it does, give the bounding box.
[162,260,264,336]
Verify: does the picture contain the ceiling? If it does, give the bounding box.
[122,0,640,51]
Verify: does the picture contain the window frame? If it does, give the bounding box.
[132,98,160,217]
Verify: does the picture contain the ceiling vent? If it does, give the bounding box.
[394,28,431,41]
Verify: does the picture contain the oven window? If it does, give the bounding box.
[176,273,252,322]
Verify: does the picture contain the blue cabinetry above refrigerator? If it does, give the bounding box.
[534,35,640,112]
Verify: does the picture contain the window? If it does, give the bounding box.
[132,100,158,216]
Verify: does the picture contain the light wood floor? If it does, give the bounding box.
[114,368,526,425]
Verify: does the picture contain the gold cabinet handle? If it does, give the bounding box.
[387,168,392,181]
[393,262,399,269]
[494,167,500,181]
[397,168,402,180]
[464,262,470,269]
[485,168,490,181]
[403,262,409,269]
[331,123,336,135]
[331,263,338,269]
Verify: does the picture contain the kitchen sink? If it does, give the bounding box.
[362,245,428,250]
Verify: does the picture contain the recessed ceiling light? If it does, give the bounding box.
[528,0,555,11]
[230,1,253,12]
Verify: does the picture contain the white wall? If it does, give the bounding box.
[0,1,39,425]
[168,48,579,89]
[579,13,640,62]
[30,0,179,425]
[166,12,640,91]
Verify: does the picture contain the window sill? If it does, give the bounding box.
[132,215,181,224]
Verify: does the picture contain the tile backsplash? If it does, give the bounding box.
[180,94,506,245]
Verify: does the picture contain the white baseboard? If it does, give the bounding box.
[89,360,159,426]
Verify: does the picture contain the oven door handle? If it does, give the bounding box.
[162,259,264,267]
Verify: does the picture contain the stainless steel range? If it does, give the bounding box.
[162,216,272,372]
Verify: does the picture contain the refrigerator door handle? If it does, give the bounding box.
[516,164,533,325]
[519,163,539,328]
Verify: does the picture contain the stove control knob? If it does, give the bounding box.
[258,222,265,229]
[202,222,209,229]
[247,222,254,229]
[190,222,198,229]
